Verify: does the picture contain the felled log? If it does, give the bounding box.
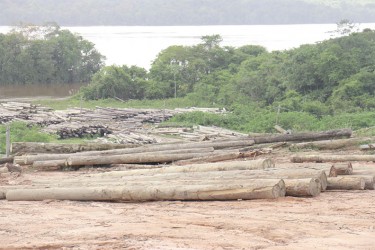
[29,168,320,198]
[292,154,375,163]
[0,156,14,164]
[284,178,321,197]
[11,142,139,154]
[173,151,258,165]
[98,159,275,177]
[327,176,365,190]
[32,160,67,171]
[251,129,352,144]
[349,175,375,190]
[290,137,372,150]
[14,139,255,165]
[360,144,375,150]
[276,163,337,177]
[6,179,286,202]
[333,163,353,175]
[66,150,214,167]
[79,167,327,191]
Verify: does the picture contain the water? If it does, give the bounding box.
[1,24,375,99]
[67,23,375,69]
[0,83,85,101]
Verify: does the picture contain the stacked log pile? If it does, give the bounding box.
[0,101,244,143]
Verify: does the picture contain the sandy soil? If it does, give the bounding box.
[1,148,375,249]
[1,183,375,249]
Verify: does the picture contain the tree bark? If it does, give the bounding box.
[327,176,365,190]
[96,159,275,178]
[16,147,215,166]
[276,163,337,177]
[251,129,352,144]
[290,137,372,150]
[292,154,375,163]
[32,160,67,171]
[360,144,375,150]
[0,156,14,164]
[11,142,139,154]
[348,175,375,190]
[283,178,321,197]
[5,180,285,202]
[173,151,258,165]
[333,163,353,175]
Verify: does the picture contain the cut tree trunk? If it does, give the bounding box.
[360,144,375,150]
[333,163,353,175]
[15,147,215,166]
[32,160,67,171]
[327,176,365,190]
[283,178,321,197]
[173,151,259,165]
[348,175,375,190]
[289,137,372,151]
[0,156,14,164]
[5,179,286,202]
[251,129,352,144]
[292,154,375,163]
[48,168,327,192]
[11,142,139,154]
[85,159,275,178]
[276,163,337,177]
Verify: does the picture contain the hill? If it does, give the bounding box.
[0,0,374,26]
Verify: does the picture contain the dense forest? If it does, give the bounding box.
[0,24,104,84]
[1,23,375,132]
[0,0,375,26]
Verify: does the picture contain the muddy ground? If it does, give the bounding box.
[1,170,375,250]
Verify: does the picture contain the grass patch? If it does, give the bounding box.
[0,122,56,154]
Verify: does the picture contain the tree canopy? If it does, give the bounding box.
[83,29,375,118]
[0,23,105,85]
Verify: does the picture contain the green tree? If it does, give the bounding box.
[82,65,147,100]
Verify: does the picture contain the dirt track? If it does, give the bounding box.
[1,189,375,249]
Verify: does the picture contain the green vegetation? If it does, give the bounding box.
[78,28,375,133]
[0,122,55,154]
[0,23,105,85]
[0,0,374,26]
[2,23,374,136]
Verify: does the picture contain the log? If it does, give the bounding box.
[96,159,275,177]
[14,139,255,165]
[251,129,352,144]
[327,176,365,190]
[11,142,139,154]
[6,180,286,201]
[15,147,215,166]
[53,168,327,191]
[290,137,373,150]
[349,175,375,190]
[276,163,337,177]
[292,154,375,163]
[32,160,67,171]
[283,178,321,197]
[0,156,14,164]
[173,151,258,165]
[67,151,213,167]
[360,144,375,150]
[333,163,353,175]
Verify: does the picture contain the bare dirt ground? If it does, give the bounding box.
[1,171,375,249]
